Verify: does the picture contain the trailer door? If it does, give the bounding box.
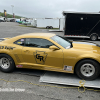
[65,14,88,36]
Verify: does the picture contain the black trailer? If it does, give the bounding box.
[63,11,100,41]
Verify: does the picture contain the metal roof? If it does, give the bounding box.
[63,11,100,15]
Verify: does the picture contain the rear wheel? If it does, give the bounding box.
[75,60,100,80]
[46,26,49,29]
[90,34,98,41]
[50,26,53,29]
[0,54,15,73]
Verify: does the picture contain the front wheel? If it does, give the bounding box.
[75,60,100,80]
[90,34,98,41]
[0,54,15,73]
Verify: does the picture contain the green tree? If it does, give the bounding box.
[0,12,23,18]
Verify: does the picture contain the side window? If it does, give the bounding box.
[14,38,25,46]
[25,38,53,48]
[40,39,53,48]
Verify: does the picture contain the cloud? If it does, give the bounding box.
[0,0,100,18]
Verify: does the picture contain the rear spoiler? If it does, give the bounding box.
[0,38,11,42]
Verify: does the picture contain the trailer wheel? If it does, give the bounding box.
[50,26,53,29]
[90,34,98,41]
[46,26,49,29]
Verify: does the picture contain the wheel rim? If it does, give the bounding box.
[47,27,49,29]
[91,35,97,40]
[80,63,95,77]
[0,58,10,69]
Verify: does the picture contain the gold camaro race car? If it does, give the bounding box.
[0,33,100,80]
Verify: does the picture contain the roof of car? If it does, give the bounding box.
[18,33,56,38]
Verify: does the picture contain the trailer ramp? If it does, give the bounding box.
[39,71,100,88]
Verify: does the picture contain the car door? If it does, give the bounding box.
[22,38,63,71]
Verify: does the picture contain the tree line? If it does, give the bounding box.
[0,12,22,18]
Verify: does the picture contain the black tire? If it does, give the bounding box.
[50,26,53,29]
[0,54,15,73]
[90,34,98,41]
[75,59,100,80]
[46,26,49,29]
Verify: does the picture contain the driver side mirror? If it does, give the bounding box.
[49,45,59,51]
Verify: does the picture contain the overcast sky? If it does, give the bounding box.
[0,0,100,18]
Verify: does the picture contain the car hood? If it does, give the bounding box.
[72,41,100,51]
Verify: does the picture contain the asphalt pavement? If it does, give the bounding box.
[0,22,100,100]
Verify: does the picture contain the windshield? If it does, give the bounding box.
[51,35,71,49]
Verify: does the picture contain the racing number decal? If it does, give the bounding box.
[34,51,48,64]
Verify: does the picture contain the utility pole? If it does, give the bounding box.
[11,5,14,18]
